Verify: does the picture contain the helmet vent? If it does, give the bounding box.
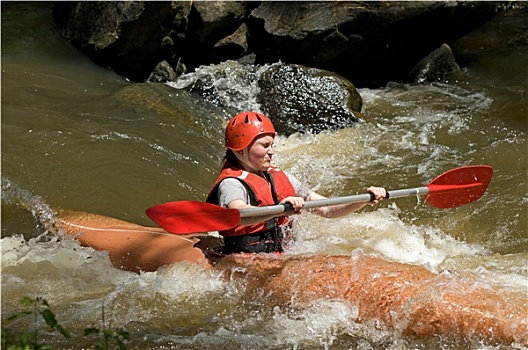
[244,114,249,124]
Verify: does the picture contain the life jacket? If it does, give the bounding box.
[206,163,296,239]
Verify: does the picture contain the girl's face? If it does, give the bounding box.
[242,134,275,172]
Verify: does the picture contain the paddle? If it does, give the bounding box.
[146,165,493,234]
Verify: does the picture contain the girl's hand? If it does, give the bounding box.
[280,196,305,213]
[367,186,387,205]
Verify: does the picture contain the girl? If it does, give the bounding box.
[206,111,386,254]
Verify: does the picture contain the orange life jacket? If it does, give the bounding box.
[206,163,296,238]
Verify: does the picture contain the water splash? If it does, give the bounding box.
[167,60,276,115]
[1,177,57,233]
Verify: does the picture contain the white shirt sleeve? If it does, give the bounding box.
[217,178,249,207]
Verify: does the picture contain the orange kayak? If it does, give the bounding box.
[55,209,209,273]
[56,209,527,345]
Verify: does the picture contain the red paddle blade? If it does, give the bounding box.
[425,165,493,208]
[145,201,240,234]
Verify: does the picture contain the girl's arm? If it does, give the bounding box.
[306,186,386,218]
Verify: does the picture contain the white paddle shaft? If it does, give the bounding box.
[238,186,430,218]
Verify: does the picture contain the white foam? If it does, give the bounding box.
[285,203,491,272]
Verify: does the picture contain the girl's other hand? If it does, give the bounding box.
[367,186,387,204]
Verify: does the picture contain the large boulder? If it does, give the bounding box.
[258,64,364,134]
[165,60,365,135]
[249,1,498,87]
[53,1,193,82]
[53,1,498,87]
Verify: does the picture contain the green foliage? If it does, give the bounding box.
[1,296,70,350]
[83,298,130,350]
[1,296,129,350]
[84,327,130,350]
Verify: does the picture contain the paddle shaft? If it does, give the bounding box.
[239,186,431,218]
[146,165,493,234]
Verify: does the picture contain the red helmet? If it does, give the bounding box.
[225,112,276,151]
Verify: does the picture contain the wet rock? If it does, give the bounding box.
[52,1,146,49]
[148,60,178,83]
[212,23,250,62]
[188,1,252,45]
[258,64,363,134]
[409,44,464,84]
[249,1,498,87]
[168,60,364,135]
[53,1,498,88]
[53,1,192,82]
[187,1,256,65]
[148,58,187,83]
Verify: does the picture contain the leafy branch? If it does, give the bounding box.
[2,296,70,350]
[1,296,129,350]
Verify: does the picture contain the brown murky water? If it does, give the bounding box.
[2,3,526,349]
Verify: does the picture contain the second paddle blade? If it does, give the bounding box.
[425,165,493,208]
[146,201,240,234]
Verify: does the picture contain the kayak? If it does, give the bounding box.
[55,209,527,345]
[216,254,527,345]
[55,209,209,272]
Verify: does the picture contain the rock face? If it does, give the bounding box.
[53,1,498,87]
[249,1,497,87]
[53,2,194,82]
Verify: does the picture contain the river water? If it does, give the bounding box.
[1,3,527,349]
